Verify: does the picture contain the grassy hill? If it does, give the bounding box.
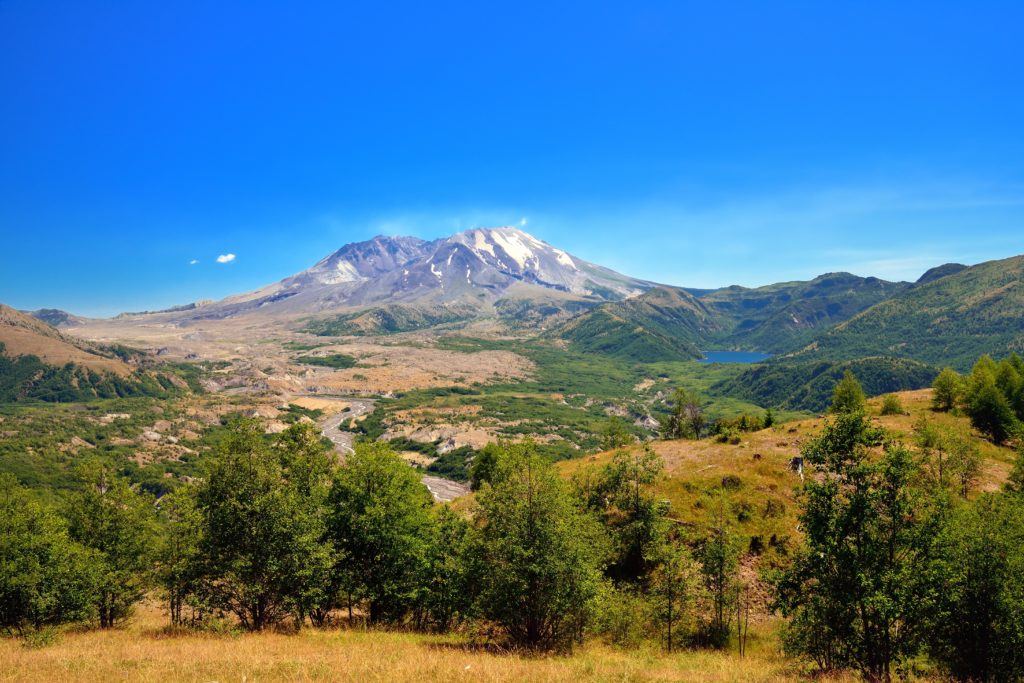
[554,287,720,362]
[792,255,1024,369]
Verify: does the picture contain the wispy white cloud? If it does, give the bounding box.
[189,259,199,265]
[216,253,236,264]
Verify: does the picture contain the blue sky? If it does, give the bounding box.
[2,1,1023,316]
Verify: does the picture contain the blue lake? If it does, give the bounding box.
[698,351,770,364]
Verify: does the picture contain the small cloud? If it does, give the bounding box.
[216,253,236,264]
[520,217,529,227]
[189,259,199,265]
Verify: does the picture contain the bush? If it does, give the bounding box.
[880,394,905,416]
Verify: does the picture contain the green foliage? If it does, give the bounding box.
[965,357,1020,444]
[879,393,905,416]
[194,419,332,631]
[155,486,205,628]
[914,419,982,498]
[471,443,605,651]
[649,540,701,652]
[304,304,476,336]
[0,343,179,403]
[0,474,96,634]
[931,368,963,412]
[418,506,473,632]
[661,388,706,439]
[576,447,666,585]
[695,502,741,648]
[928,494,1024,681]
[293,353,357,369]
[830,370,866,414]
[328,441,434,624]
[469,443,503,491]
[66,463,158,628]
[715,356,937,413]
[773,414,943,679]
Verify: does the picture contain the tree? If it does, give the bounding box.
[0,474,96,634]
[328,440,434,624]
[931,368,963,412]
[773,414,942,681]
[830,370,866,414]
[763,408,775,428]
[418,506,473,631]
[928,494,1024,681]
[578,446,666,584]
[156,486,204,627]
[601,416,634,450]
[662,389,706,439]
[697,500,740,648]
[469,443,503,491]
[967,381,1017,444]
[196,418,331,631]
[66,463,157,628]
[880,394,905,416]
[472,444,604,650]
[649,540,700,652]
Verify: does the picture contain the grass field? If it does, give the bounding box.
[0,604,844,683]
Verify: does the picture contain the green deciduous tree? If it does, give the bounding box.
[0,474,96,634]
[773,414,942,681]
[931,368,963,412]
[67,463,157,628]
[472,443,604,650]
[328,440,434,624]
[577,446,666,585]
[830,370,866,414]
[196,419,331,631]
[662,389,706,439]
[649,540,700,652]
[928,494,1024,681]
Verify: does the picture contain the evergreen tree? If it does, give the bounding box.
[830,370,866,414]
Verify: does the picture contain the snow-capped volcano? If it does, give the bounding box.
[146,227,654,322]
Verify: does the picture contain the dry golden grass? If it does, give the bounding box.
[0,604,840,683]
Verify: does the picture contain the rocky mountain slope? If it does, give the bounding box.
[154,227,654,325]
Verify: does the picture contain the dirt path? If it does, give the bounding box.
[310,395,470,503]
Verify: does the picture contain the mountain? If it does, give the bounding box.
[0,304,129,375]
[151,227,653,326]
[28,308,86,328]
[791,255,1024,370]
[915,262,968,286]
[554,286,721,362]
[0,304,189,402]
[698,273,910,352]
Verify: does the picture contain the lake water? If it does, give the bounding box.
[698,351,770,364]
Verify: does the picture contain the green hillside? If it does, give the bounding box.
[304,303,478,336]
[794,255,1024,369]
[553,286,720,362]
[712,356,938,412]
[701,272,908,352]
